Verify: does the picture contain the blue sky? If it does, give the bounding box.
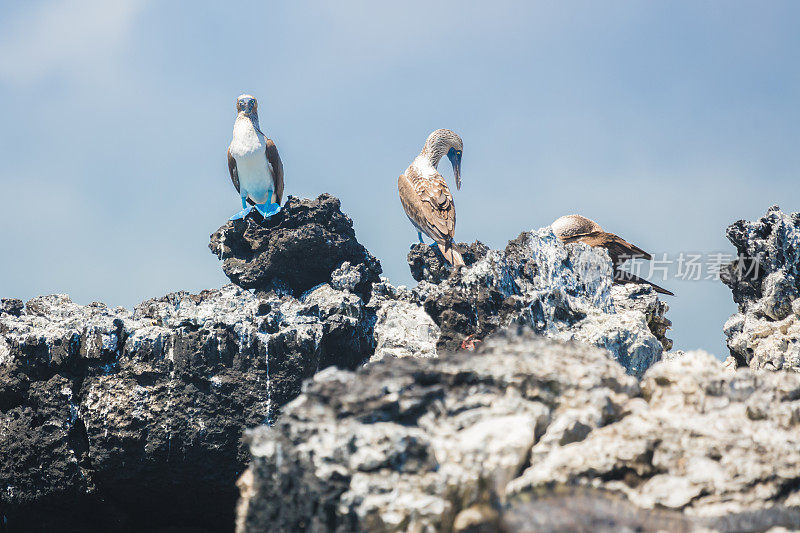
[0,0,798,356]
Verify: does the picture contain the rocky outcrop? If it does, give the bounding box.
[0,298,23,317]
[0,286,375,531]
[236,331,800,533]
[398,229,671,376]
[2,195,385,532]
[609,284,672,351]
[209,194,382,300]
[722,206,800,371]
[2,194,681,531]
[407,241,489,284]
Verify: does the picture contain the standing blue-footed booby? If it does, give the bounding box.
[398,129,465,266]
[227,94,284,220]
[552,214,674,296]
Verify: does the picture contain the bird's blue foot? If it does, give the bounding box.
[229,205,257,221]
[418,232,425,244]
[255,202,281,218]
[428,242,438,248]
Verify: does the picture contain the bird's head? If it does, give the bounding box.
[236,94,258,116]
[551,215,602,239]
[425,129,463,190]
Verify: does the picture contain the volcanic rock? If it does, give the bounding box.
[398,229,670,376]
[209,194,382,300]
[0,282,374,531]
[721,206,800,370]
[236,331,800,533]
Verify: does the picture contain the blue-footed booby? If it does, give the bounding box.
[227,94,284,220]
[552,214,674,296]
[398,129,465,266]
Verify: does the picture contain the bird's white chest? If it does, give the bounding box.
[230,118,274,203]
[230,118,266,156]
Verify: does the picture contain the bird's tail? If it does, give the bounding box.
[438,241,465,267]
[614,271,675,296]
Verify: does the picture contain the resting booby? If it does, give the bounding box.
[398,129,465,266]
[227,94,284,220]
[551,214,674,296]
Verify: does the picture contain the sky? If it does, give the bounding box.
[0,0,798,356]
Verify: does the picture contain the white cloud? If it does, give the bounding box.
[0,0,149,85]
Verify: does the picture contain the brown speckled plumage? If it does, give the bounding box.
[398,129,465,266]
[552,214,674,296]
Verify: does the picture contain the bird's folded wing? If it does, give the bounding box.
[597,233,652,264]
[228,148,254,206]
[562,231,670,294]
[563,231,652,267]
[265,138,284,204]
[227,148,240,194]
[399,172,456,244]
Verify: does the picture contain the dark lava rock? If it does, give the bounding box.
[418,233,551,351]
[0,283,375,533]
[0,298,23,317]
[721,206,800,370]
[411,231,580,352]
[407,241,489,284]
[209,194,381,300]
[420,270,524,352]
[721,205,800,316]
[397,229,667,376]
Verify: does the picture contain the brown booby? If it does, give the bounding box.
[398,129,465,266]
[551,214,674,296]
[227,94,284,220]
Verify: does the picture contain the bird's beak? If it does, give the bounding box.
[448,148,462,190]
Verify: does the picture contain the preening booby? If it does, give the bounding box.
[227,94,284,220]
[552,214,674,296]
[398,129,465,266]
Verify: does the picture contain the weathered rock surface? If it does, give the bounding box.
[209,194,382,300]
[236,331,800,533]
[2,194,683,531]
[610,284,672,351]
[407,241,489,284]
[370,299,439,362]
[0,298,23,317]
[401,229,671,376]
[0,282,375,531]
[2,194,387,532]
[722,206,800,371]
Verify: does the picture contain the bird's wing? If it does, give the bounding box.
[228,148,254,207]
[398,169,456,245]
[561,231,671,295]
[227,147,240,194]
[265,138,284,204]
[562,231,651,268]
[597,233,652,266]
